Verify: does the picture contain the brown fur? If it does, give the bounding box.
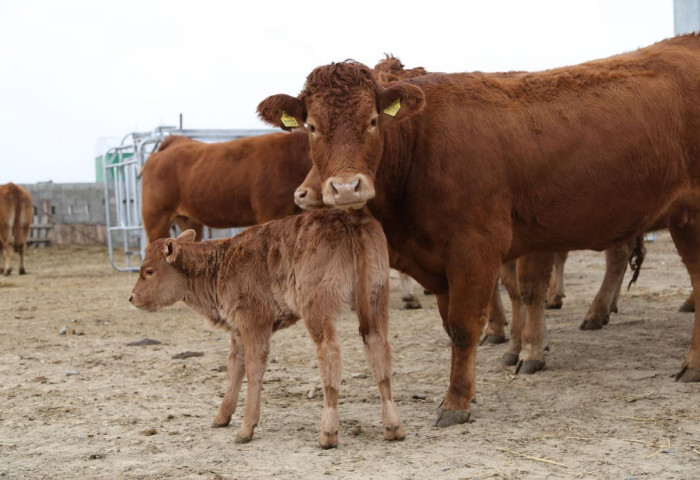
[129,209,404,448]
[258,35,700,427]
[0,183,33,275]
[140,131,312,243]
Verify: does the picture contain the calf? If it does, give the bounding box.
[0,183,33,275]
[129,209,404,448]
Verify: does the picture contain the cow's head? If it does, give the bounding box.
[294,164,325,210]
[128,229,196,311]
[258,61,425,209]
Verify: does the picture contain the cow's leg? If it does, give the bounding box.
[668,208,700,382]
[545,251,567,309]
[500,261,526,366]
[581,243,630,330]
[142,211,176,244]
[516,252,555,374]
[399,272,422,309]
[173,216,205,242]
[1,236,12,276]
[14,242,27,275]
[679,290,695,313]
[482,278,507,344]
[213,331,246,428]
[235,326,271,443]
[434,248,501,428]
[361,293,405,441]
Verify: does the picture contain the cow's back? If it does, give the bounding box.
[141,132,312,236]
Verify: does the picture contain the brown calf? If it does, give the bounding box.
[0,183,33,275]
[129,209,404,448]
[259,35,700,428]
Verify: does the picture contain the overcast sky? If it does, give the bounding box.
[0,0,674,184]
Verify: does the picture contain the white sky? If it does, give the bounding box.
[0,0,674,184]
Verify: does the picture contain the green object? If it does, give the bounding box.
[95,152,133,182]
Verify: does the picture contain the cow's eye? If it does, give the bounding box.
[307,123,316,133]
[370,117,377,127]
[145,269,154,277]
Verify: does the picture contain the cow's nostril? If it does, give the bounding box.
[330,182,339,194]
[128,295,133,303]
[352,179,360,193]
[297,189,307,199]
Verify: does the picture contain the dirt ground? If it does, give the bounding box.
[1,231,699,479]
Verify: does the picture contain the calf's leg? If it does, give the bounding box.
[213,331,246,428]
[362,295,404,441]
[234,327,271,443]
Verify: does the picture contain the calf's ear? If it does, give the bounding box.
[177,229,196,242]
[257,94,304,131]
[378,83,425,123]
[163,239,181,265]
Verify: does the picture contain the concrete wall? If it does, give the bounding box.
[675,0,700,34]
[20,182,113,225]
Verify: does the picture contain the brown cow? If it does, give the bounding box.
[0,183,33,276]
[258,35,700,428]
[140,131,312,243]
[128,209,404,448]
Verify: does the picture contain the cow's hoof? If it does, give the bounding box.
[545,300,563,310]
[385,424,405,441]
[401,298,422,310]
[678,301,695,313]
[19,268,26,275]
[3,268,11,276]
[483,334,506,345]
[501,352,519,366]
[434,407,470,428]
[580,319,604,331]
[675,366,700,382]
[234,434,252,444]
[515,359,545,374]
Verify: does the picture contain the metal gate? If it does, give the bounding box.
[103,126,273,272]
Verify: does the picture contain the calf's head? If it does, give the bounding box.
[258,60,425,210]
[129,230,196,311]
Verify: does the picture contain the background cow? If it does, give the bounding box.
[129,210,404,448]
[0,182,33,276]
[258,35,700,429]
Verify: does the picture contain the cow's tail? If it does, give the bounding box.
[627,235,646,290]
[349,217,374,342]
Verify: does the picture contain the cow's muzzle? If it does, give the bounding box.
[323,174,375,210]
[294,185,325,210]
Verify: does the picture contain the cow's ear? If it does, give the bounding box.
[258,94,304,131]
[177,229,196,242]
[378,83,425,123]
[163,239,181,265]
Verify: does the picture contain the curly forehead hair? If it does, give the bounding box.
[301,61,379,109]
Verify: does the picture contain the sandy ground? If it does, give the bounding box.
[1,231,699,480]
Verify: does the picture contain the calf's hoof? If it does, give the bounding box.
[19,267,26,275]
[385,424,405,441]
[678,301,695,313]
[580,319,604,331]
[234,433,252,444]
[212,419,231,428]
[320,431,338,449]
[501,352,519,366]
[434,407,471,428]
[675,365,700,382]
[515,359,545,374]
[3,268,11,276]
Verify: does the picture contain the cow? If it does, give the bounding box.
[140,131,312,243]
[0,183,33,276]
[128,209,404,448]
[258,35,700,428]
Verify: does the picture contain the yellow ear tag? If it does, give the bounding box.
[280,111,299,128]
[383,98,401,117]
